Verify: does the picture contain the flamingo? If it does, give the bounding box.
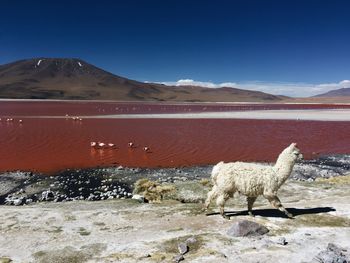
[19,119,23,123]
[90,142,97,147]
[143,146,150,152]
[108,143,115,147]
[98,142,106,148]
[128,142,134,148]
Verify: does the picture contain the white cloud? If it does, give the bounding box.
[166,79,238,89]
[159,79,237,89]
[154,79,350,97]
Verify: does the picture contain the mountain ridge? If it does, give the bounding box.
[314,87,350,97]
[0,58,284,102]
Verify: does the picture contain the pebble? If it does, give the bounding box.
[13,197,25,206]
[227,220,269,237]
[131,194,144,202]
[178,243,189,255]
[313,243,349,263]
[173,254,184,263]
[185,237,197,245]
[276,237,288,245]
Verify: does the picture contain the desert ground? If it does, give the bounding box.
[0,173,349,263]
[0,157,350,263]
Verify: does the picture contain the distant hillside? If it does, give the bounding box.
[0,58,283,102]
[314,88,350,97]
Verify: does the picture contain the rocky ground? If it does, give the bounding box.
[1,154,349,206]
[0,155,349,262]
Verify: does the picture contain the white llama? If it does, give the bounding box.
[204,143,303,219]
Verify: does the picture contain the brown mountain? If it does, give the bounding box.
[0,58,283,102]
[314,88,350,98]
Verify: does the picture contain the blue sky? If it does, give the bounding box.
[1,0,350,96]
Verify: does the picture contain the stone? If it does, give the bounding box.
[4,197,14,205]
[173,254,184,262]
[185,237,197,245]
[227,220,269,237]
[13,197,25,206]
[41,190,55,201]
[313,243,348,263]
[132,194,145,202]
[178,242,189,255]
[276,237,288,245]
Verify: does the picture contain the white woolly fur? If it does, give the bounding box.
[205,143,303,218]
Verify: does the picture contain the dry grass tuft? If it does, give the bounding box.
[133,179,175,203]
[199,178,212,187]
[315,175,350,185]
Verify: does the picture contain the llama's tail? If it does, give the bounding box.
[211,161,225,184]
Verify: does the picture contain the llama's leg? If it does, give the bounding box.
[247,196,257,217]
[216,193,230,220]
[266,195,293,218]
[204,185,217,211]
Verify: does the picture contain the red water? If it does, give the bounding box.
[0,105,350,173]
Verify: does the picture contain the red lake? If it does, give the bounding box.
[0,101,349,173]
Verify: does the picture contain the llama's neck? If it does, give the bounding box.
[273,153,296,186]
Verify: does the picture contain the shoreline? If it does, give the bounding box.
[2,109,350,121]
[1,154,349,206]
[71,109,350,121]
[0,98,350,105]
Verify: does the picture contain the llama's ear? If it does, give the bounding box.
[290,142,297,148]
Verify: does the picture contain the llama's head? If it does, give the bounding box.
[286,143,303,162]
[277,143,303,164]
[274,143,303,178]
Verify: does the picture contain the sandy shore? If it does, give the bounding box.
[0,177,349,263]
[93,109,350,121]
[9,109,350,121]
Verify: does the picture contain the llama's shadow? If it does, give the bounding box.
[206,207,336,219]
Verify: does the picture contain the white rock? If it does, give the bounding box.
[132,194,145,202]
